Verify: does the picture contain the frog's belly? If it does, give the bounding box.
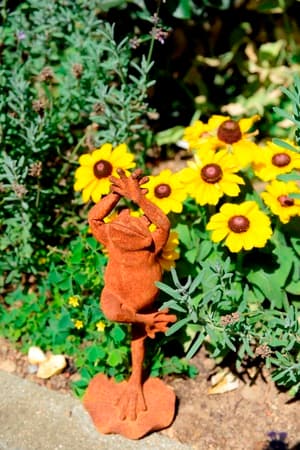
[104,265,161,310]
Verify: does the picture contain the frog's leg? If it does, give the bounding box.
[100,291,176,420]
[116,323,147,421]
[101,289,176,337]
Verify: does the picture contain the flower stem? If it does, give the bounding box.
[236,251,245,278]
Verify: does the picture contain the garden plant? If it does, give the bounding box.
[0,0,299,404]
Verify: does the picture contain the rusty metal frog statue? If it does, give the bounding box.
[83,168,177,439]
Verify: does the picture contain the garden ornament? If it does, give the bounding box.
[83,168,177,439]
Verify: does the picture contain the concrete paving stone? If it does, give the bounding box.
[0,371,192,450]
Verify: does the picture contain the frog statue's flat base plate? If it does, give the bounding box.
[83,373,176,440]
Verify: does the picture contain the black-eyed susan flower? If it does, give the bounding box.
[179,150,245,206]
[142,169,188,214]
[68,295,80,307]
[158,230,180,271]
[183,114,260,168]
[74,143,135,203]
[261,180,300,224]
[206,201,272,252]
[252,140,300,181]
[208,114,260,167]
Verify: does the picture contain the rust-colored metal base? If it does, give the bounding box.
[83,373,176,440]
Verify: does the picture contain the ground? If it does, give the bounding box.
[0,337,299,449]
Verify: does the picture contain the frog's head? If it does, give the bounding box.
[109,209,153,250]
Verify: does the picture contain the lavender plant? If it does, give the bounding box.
[0,0,156,290]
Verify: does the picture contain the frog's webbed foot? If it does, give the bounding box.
[143,309,177,339]
[115,379,147,421]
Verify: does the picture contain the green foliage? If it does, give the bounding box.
[0,227,196,397]
[274,74,300,146]
[0,0,155,289]
[158,258,300,394]
[1,0,300,400]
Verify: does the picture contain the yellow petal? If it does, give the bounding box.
[211,227,229,242]
[74,167,94,190]
[208,115,229,130]
[238,115,260,133]
[91,144,112,163]
[91,179,110,202]
[225,232,243,252]
[78,153,93,166]
[82,179,98,203]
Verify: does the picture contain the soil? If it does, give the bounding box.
[0,336,299,450]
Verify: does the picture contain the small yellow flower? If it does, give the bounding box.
[74,319,84,330]
[96,321,106,332]
[38,257,47,265]
[179,150,245,205]
[68,296,80,307]
[207,201,272,252]
[158,230,180,271]
[253,140,300,181]
[261,180,300,224]
[74,143,135,203]
[142,169,188,214]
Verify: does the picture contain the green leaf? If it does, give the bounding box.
[107,349,124,367]
[70,241,83,264]
[156,281,184,301]
[185,247,198,264]
[286,280,300,295]
[165,317,190,336]
[186,331,205,359]
[197,240,213,261]
[277,171,300,182]
[173,0,191,19]
[86,345,106,363]
[247,269,284,308]
[160,300,186,313]
[110,325,126,344]
[155,126,184,146]
[272,138,300,153]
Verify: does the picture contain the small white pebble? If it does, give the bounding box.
[27,346,46,364]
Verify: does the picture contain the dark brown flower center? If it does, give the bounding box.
[201,163,223,183]
[217,120,242,144]
[278,195,294,207]
[271,152,291,167]
[93,160,113,179]
[228,215,250,233]
[154,183,171,198]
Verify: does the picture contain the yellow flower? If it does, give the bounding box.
[183,115,260,168]
[96,321,106,332]
[142,169,188,214]
[74,319,84,330]
[158,230,180,271]
[74,143,136,203]
[261,180,300,224]
[38,257,47,265]
[206,201,272,252]
[103,211,119,223]
[183,120,211,149]
[68,295,80,307]
[252,140,300,181]
[179,150,245,206]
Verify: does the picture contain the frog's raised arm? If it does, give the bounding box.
[88,192,121,246]
[110,169,170,252]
